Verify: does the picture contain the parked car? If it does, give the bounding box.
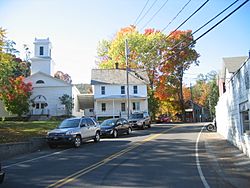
[46,117,101,148]
[0,163,5,184]
[100,118,132,138]
[128,112,151,129]
[158,114,171,123]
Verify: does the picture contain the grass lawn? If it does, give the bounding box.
[0,121,60,144]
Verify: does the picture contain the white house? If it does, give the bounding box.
[216,55,250,157]
[91,68,149,120]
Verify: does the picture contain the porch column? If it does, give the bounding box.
[112,99,115,118]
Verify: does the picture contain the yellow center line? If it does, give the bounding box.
[47,126,178,188]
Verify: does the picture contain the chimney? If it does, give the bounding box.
[115,62,119,69]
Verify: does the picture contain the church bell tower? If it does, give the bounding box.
[30,38,54,76]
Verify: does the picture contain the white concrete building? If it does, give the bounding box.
[91,69,149,120]
[216,56,250,157]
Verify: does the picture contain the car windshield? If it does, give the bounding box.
[58,119,80,128]
[101,119,116,126]
[130,113,143,119]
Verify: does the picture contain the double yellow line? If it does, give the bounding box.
[48,126,177,188]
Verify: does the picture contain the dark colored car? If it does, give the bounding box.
[100,118,132,138]
[0,163,5,184]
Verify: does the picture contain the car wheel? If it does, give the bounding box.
[127,127,132,135]
[141,123,145,130]
[74,135,81,148]
[48,143,57,149]
[113,130,118,138]
[94,131,100,142]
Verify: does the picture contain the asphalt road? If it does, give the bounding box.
[1,123,233,188]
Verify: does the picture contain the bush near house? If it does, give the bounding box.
[0,121,59,144]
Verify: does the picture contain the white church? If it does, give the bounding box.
[0,38,94,119]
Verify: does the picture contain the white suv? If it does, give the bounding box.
[47,117,101,148]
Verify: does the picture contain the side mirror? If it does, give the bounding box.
[80,123,86,127]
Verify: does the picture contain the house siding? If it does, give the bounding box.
[94,84,147,98]
[216,58,250,157]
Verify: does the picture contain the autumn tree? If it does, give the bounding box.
[96,26,199,121]
[155,30,199,121]
[0,76,32,116]
[54,71,72,84]
[0,28,32,116]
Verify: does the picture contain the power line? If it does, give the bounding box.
[161,0,193,32]
[192,0,239,35]
[168,0,240,55]
[194,0,249,43]
[142,0,209,58]
[134,0,150,26]
[164,0,210,34]
[140,0,170,31]
[159,0,250,66]
[135,0,159,26]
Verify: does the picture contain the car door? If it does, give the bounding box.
[80,118,89,138]
[122,118,129,132]
[116,119,123,134]
[86,118,96,137]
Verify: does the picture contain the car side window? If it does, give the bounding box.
[116,119,123,125]
[86,118,95,126]
[122,119,128,124]
[80,119,87,127]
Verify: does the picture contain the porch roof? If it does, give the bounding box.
[77,94,94,109]
[95,95,147,100]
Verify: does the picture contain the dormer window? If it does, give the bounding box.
[36,80,45,84]
[39,46,44,56]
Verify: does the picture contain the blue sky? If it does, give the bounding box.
[0,0,249,84]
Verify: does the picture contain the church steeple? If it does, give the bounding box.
[30,38,54,76]
[34,38,51,57]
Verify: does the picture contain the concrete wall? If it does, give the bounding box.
[216,58,250,157]
[0,138,46,161]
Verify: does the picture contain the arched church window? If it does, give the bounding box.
[36,80,45,84]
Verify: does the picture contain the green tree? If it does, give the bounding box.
[59,94,74,116]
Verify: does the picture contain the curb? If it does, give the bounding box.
[0,137,47,161]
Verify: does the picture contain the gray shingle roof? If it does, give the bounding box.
[223,56,248,73]
[91,69,149,85]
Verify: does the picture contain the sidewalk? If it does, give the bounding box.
[202,131,250,188]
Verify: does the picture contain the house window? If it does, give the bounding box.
[132,102,140,111]
[101,86,105,95]
[241,111,250,133]
[121,103,125,112]
[39,46,44,56]
[121,86,125,94]
[245,71,249,89]
[223,82,226,93]
[101,103,106,112]
[133,86,138,94]
[36,80,45,84]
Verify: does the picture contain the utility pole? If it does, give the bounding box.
[125,39,130,119]
[190,83,195,122]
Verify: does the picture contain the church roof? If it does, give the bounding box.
[25,71,72,86]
